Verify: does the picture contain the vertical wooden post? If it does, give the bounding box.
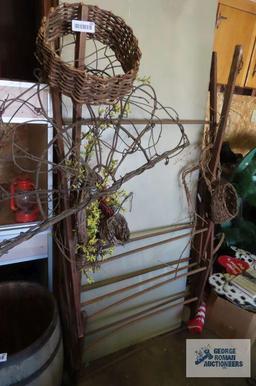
[191,46,243,313]
[209,51,218,144]
[70,3,89,336]
[72,4,88,158]
[51,3,89,374]
[51,88,84,371]
[209,45,243,180]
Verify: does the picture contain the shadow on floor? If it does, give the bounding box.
[78,328,256,386]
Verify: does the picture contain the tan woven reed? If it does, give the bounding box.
[36,2,141,105]
[211,181,239,224]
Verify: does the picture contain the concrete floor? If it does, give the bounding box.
[78,328,256,386]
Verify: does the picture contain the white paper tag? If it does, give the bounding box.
[72,20,95,33]
[0,353,7,363]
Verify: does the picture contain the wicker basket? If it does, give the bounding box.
[211,181,239,224]
[36,2,141,105]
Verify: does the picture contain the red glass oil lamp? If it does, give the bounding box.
[10,177,39,223]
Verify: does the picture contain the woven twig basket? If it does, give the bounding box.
[36,2,141,104]
[211,181,239,224]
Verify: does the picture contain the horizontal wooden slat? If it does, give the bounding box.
[64,118,208,126]
[84,296,198,351]
[93,228,207,267]
[87,266,206,320]
[81,256,190,292]
[81,260,194,305]
[128,222,193,243]
[86,290,189,336]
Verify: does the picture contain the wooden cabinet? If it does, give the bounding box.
[245,40,256,88]
[214,0,256,88]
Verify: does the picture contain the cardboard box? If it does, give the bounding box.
[206,292,256,343]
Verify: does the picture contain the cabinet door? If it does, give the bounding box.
[245,39,256,88]
[214,4,256,86]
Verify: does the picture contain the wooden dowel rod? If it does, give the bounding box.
[86,290,189,336]
[209,51,218,143]
[210,45,243,180]
[81,257,190,292]
[195,222,214,310]
[87,266,206,320]
[84,296,198,351]
[72,4,88,159]
[51,88,84,339]
[200,221,214,261]
[64,118,208,126]
[128,222,193,244]
[81,262,196,306]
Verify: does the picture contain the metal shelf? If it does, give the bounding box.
[0,254,48,266]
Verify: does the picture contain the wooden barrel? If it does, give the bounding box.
[0,281,63,386]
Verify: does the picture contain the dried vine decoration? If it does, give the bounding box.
[0,40,189,281]
[56,81,189,279]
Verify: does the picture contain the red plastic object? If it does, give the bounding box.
[217,255,249,275]
[10,177,39,223]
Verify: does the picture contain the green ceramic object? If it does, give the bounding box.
[232,148,256,207]
[221,219,256,253]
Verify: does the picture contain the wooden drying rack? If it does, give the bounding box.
[76,45,243,373]
[50,1,243,376]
